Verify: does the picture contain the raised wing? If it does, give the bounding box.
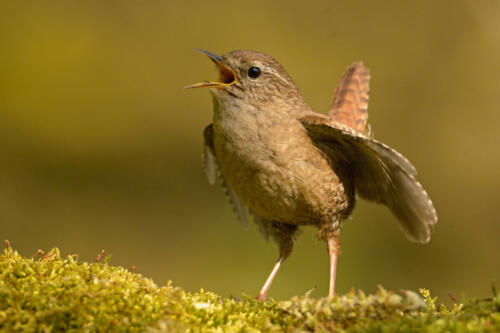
[203,125,217,185]
[329,62,371,135]
[300,114,437,243]
[203,124,248,227]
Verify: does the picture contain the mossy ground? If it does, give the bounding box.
[0,243,498,332]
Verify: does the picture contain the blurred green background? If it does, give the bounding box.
[1,0,499,302]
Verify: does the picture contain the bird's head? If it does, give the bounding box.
[186,49,304,108]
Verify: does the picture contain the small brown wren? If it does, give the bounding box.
[186,49,437,301]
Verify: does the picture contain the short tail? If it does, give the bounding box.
[329,62,371,135]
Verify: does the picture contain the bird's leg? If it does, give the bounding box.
[327,230,341,296]
[256,222,297,301]
[256,256,285,301]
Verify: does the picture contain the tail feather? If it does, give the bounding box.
[329,62,370,135]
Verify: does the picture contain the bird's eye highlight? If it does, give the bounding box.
[248,66,261,79]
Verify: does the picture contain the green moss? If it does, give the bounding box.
[1,244,498,332]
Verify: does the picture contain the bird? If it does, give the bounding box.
[186,49,437,301]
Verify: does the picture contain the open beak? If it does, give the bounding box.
[185,49,237,89]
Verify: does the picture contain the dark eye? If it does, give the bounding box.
[248,66,261,79]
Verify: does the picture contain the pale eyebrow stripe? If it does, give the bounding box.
[250,61,289,85]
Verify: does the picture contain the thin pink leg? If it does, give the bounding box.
[256,257,284,301]
[327,233,340,296]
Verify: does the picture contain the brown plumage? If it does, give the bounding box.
[187,49,437,300]
[329,62,371,135]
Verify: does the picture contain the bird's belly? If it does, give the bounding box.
[213,126,353,225]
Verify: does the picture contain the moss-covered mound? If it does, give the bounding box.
[0,243,498,332]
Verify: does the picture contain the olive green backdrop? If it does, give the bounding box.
[1,0,499,302]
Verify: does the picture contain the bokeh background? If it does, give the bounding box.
[1,0,499,303]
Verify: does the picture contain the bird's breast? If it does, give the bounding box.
[212,103,352,225]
